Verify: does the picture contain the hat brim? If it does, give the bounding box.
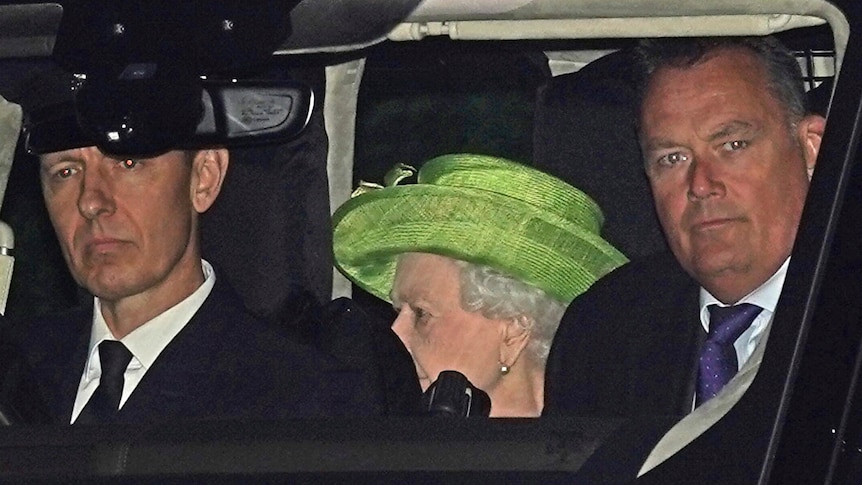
[333,184,628,303]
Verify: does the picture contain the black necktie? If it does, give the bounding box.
[75,340,133,424]
[696,304,763,406]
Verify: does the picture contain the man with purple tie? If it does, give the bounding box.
[544,35,826,417]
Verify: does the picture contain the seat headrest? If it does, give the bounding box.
[533,49,668,260]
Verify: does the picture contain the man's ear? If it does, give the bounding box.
[190,148,229,214]
[799,114,826,177]
[499,316,532,370]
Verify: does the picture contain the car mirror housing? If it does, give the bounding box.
[24,73,313,157]
[193,79,314,149]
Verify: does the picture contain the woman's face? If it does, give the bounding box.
[391,252,507,392]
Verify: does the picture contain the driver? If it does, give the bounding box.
[11,64,371,424]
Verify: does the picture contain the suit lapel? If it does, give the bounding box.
[116,279,236,421]
[58,327,90,423]
[664,288,703,414]
[625,258,702,416]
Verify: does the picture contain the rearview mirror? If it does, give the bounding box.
[24,76,314,157]
[195,79,313,147]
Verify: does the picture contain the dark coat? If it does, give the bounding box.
[15,277,373,424]
[543,251,705,417]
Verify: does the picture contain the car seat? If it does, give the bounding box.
[199,63,424,416]
[200,63,333,329]
[532,48,668,261]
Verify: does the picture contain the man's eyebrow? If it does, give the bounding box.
[706,120,756,143]
[39,157,61,171]
[40,153,83,166]
[641,137,680,153]
[641,120,760,152]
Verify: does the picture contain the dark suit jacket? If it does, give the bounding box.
[15,277,372,424]
[544,251,705,417]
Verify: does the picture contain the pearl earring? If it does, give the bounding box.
[500,364,510,375]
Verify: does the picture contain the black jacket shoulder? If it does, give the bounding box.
[544,251,702,417]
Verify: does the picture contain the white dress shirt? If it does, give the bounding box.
[70,260,216,424]
[699,258,789,370]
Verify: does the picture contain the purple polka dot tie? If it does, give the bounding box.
[696,303,763,407]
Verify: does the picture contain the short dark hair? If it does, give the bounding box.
[633,36,808,124]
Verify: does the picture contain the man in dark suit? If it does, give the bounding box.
[544,36,826,417]
[18,277,364,424]
[12,69,371,424]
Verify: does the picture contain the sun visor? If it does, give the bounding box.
[276,0,425,53]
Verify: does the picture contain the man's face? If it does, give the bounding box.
[39,147,200,303]
[639,48,824,303]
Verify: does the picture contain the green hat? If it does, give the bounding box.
[332,153,628,303]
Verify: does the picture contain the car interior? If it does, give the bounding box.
[0,0,860,483]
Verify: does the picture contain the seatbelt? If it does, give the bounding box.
[0,95,20,315]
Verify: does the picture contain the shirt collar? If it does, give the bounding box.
[699,257,789,331]
[87,259,216,371]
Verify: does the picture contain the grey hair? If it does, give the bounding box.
[455,260,566,365]
[633,36,809,126]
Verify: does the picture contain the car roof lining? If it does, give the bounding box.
[0,3,61,58]
[0,1,427,58]
[0,2,847,63]
[390,0,848,71]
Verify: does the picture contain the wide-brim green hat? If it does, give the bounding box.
[332,153,628,303]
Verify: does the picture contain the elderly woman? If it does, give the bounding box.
[332,153,626,417]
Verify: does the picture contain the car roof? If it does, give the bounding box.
[0,1,848,56]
